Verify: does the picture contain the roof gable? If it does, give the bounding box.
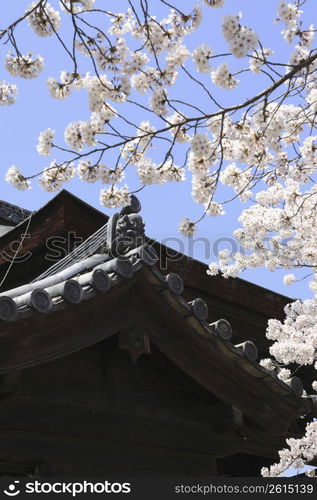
[0,194,312,445]
[0,200,31,225]
[0,190,108,290]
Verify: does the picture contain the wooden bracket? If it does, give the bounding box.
[118,327,151,363]
[0,371,20,395]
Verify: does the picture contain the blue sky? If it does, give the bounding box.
[1,1,316,478]
[0,0,316,301]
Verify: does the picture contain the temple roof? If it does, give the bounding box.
[0,200,31,237]
[0,190,291,316]
[0,193,315,443]
[0,191,108,291]
[0,200,31,225]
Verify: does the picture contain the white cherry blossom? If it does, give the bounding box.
[5,53,44,79]
[27,2,61,37]
[5,166,30,190]
[0,81,18,105]
[99,184,131,208]
[37,129,55,157]
[60,0,95,13]
[179,216,197,237]
[203,0,225,8]
[77,160,103,183]
[192,44,213,72]
[39,160,75,192]
[211,62,239,89]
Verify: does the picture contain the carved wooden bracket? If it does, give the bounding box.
[207,402,246,434]
[118,327,151,363]
[0,371,20,395]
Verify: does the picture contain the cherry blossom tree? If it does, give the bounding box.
[1,0,317,476]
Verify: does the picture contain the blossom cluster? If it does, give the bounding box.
[203,0,225,7]
[39,160,75,192]
[0,80,18,105]
[222,13,258,58]
[262,421,317,476]
[5,53,44,79]
[192,44,213,73]
[3,2,263,204]
[99,184,130,209]
[5,166,30,191]
[249,48,274,74]
[277,0,315,48]
[27,2,61,37]
[60,0,95,14]
[211,62,239,89]
[37,128,55,157]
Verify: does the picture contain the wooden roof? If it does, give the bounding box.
[2,189,308,391]
[0,190,291,317]
[0,192,314,449]
[0,191,107,291]
[0,200,31,225]
[0,246,308,432]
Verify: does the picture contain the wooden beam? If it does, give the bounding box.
[130,272,304,434]
[0,280,136,374]
[0,397,281,459]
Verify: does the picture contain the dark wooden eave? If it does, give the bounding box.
[0,190,313,391]
[0,257,306,438]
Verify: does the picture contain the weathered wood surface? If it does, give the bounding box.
[0,191,107,290]
[131,268,305,434]
[0,265,305,435]
[0,191,310,477]
[0,279,136,373]
[0,335,290,476]
[0,398,248,457]
[0,430,218,476]
[151,240,290,321]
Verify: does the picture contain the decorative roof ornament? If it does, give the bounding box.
[32,195,145,282]
[103,195,145,256]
